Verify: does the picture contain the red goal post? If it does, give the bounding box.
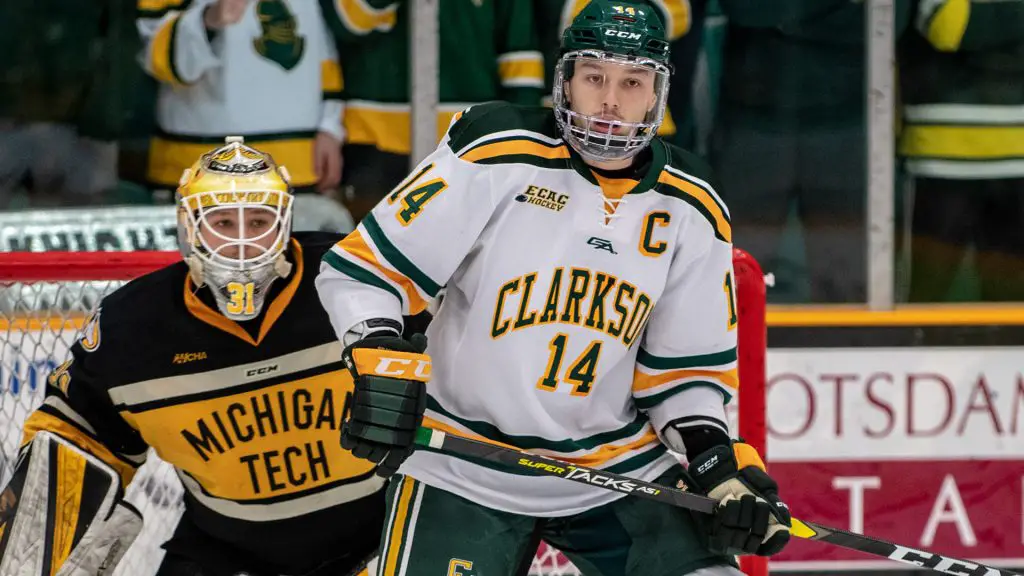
[733,249,768,576]
[0,249,768,576]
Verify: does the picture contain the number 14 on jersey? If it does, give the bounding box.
[536,334,602,397]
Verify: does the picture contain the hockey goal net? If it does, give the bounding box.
[0,250,768,576]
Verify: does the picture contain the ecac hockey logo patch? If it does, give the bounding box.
[515,185,569,212]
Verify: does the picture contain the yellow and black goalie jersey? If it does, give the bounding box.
[19,232,384,574]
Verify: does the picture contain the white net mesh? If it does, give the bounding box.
[531,543,580,576]
[0,278,185,575]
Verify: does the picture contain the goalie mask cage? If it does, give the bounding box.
[0,250,768,576]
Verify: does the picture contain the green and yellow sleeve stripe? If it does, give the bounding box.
[656,167,732,243]
[497,51,545,89]
[137,0,189,18]
[148,131,318,188]
[332,0,398,36]
[919,0,970,51]
[650,0,692,39]
[457,134,571,169]
[322,60,344,100]
[898,123,1024,160]
[146,13,187,86]
[323,214,441,315]
[632,347,737,410]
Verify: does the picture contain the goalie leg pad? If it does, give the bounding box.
[0,431,142,576]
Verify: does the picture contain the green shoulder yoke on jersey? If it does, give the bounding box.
[652,144,732,244]
[446,102,570,170]
[446,102,660,192]
[561,0,670,65]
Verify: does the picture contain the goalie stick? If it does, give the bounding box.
[414,427,1021,576]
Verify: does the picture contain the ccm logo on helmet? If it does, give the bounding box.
[374,357,432,380]
[605,29,642,40]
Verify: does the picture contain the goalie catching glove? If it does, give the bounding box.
[341,322,430,478]
[687,440,791,556]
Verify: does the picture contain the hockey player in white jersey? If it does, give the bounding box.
[316,2,791,574]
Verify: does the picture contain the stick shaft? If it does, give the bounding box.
[415,427,716,513]
[414,427,1021,576]
[794,520,1021,576]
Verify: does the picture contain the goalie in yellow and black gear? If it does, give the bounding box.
[0,137,390,576]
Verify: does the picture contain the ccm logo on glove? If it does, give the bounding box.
[695,454,718,475]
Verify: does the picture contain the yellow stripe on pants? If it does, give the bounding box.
[383,476,418,576]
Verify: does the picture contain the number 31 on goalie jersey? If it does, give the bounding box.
[388,164,449,226]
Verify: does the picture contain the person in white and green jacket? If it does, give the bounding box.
[899,0,1024,301]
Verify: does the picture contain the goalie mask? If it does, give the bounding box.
[177,136,294,321]
[553,0,672,163]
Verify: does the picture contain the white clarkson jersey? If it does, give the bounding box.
[137,0,343,187]
[316,102,738,516]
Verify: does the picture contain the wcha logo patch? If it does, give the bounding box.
[173,352,208,365]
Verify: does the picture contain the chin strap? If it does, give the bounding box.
[186,251,293,289]
[186,254,206,287]
[273,252,293,279]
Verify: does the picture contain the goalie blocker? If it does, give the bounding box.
[0,431,142,576]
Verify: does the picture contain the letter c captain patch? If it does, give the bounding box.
[639,211,671,257]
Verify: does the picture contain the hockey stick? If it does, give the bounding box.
[414,427,1021,576]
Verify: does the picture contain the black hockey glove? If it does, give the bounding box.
[687,441,791,557]
[341,332,430,478]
